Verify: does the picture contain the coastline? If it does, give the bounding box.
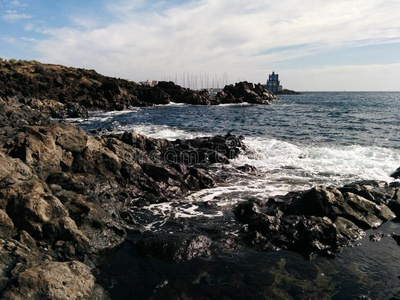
[1,60,400,299]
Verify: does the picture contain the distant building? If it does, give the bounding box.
[140,80,158,87]
[266,71,283,93]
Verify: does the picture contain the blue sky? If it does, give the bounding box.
[1,0,400,91]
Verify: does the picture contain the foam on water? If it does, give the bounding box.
[115,124,212,140]
[137,126,400,222]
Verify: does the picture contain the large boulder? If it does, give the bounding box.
[2,261,96,300]
[290,186,395,229]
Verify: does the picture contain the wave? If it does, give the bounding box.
[116,124,212,140]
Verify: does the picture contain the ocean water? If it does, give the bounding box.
[73,92,400,299]
[75,92,400,215]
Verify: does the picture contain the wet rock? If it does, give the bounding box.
[136,234,211,263]
[187,168,215,189]
[369,232,384,242]
[392,167,400,179]
[237,164,257,173]
[234,181,396,257]
[290,186,395,229]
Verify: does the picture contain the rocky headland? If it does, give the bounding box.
[0,59,277,120]
[0,59,399,299]
[275,88,301,95]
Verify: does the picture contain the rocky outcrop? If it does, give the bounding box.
[0,60,276,120]
[0,105,246,298]
[156,81,214,105]
[275,89,301,95]
[234,181,399,258]
[216,81,277,104]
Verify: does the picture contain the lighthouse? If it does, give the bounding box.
[266,71,283,93]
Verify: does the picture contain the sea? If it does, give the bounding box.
[72,92,400,299]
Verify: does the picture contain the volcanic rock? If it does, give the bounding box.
[234,181,398,258]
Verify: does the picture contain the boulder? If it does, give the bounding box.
[217,82,277,104]
[2,261,96,300]
[234,181,397,257]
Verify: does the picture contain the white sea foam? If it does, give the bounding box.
[115,124,212,140]
[64,108,141,124]
[153,132,400,220]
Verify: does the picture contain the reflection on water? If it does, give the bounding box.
[98,220,400,300]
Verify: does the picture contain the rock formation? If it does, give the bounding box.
[216,81,276,104]
[234,181,400,258]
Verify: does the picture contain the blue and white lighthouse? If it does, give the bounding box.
[266,71,282,93]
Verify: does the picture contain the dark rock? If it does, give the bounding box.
[237,164,257,173]
[135,234,211,263]
[234,181,396,258]
[275,89,301,95]
[369,232,384,242]
[2,61,268,120]
[187,168,215,189]
[217,82,277,104]
[392,167,400,179]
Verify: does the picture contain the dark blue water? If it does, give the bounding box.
[78,92,400,149]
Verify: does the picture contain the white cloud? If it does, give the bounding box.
[2,10,31,22]
[33,0,400,90]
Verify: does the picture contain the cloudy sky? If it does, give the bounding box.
[1,0,400,91]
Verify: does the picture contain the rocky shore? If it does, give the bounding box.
[0,59,277,119]
[1,59,400,299]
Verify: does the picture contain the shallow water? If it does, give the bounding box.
[98,221,400,300]
[73,92,400,299]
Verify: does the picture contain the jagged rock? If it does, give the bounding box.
[290,186,395,229]
[135,234,211,263]
[0,210,14,239]
[217,82,277,104]
[156,81,214,105]
[234,181,397,258]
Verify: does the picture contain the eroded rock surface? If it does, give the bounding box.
[0,107,245,298]
[234,181,399,258]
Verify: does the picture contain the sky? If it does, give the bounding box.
[1,0,400,91]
